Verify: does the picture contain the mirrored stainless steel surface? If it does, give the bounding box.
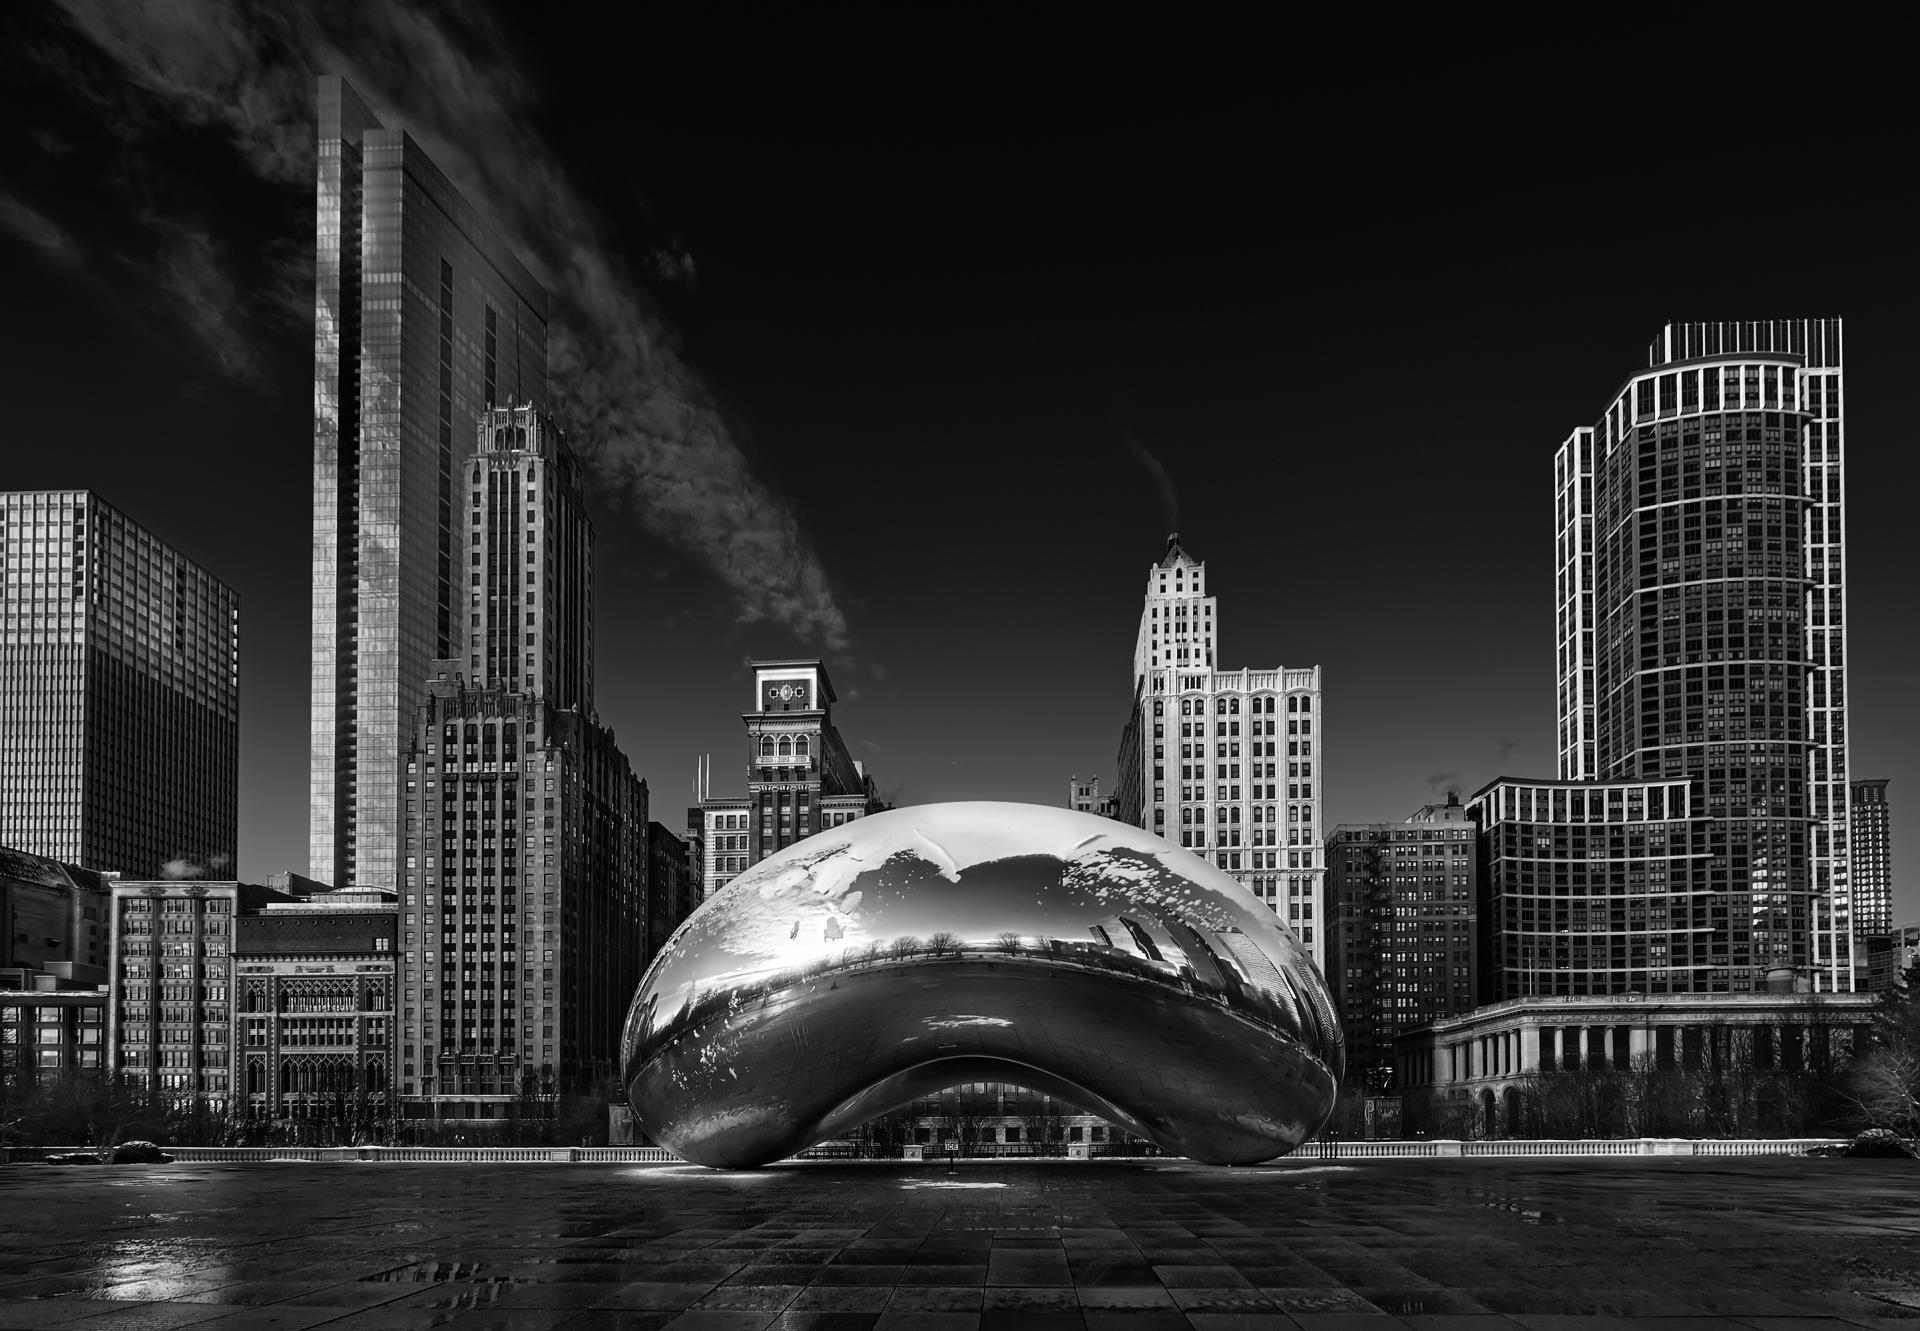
[622,801,1343,1167]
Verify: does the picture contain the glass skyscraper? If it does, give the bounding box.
[311,76,551,891]
[1551,319,1851,990]
[0,490,238,878]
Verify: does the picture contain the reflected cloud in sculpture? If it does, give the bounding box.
[621,802,1343,1168]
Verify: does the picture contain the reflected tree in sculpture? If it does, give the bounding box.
[622,802,1343,1168]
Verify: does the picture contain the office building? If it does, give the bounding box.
[109,879,291,1112]
[311,75,551,893]
[1,491,238,879]
[232,889,397,1129]
[1114,536,1327,971]
[390,402,646,1123]
[690,660,886,901]
[1325,795,1478,1087]
[1,980,108,1085]
[1553,320,1851,988]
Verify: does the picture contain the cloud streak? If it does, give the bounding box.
[0,190,84,267]
[1125,432,1180,534]
[45,0,850,649]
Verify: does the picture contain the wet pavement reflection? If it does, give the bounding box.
[1,1158,1917,1328]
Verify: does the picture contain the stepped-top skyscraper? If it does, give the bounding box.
[311,76,551,890]
[1115,536,1327,972]
[1549,319,1851,989]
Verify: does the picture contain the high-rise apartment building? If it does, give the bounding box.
[1325,795,1478,1086]
[690,661,886,901]
[1552,320,1851,989]
[311,75,551,892]
[393,408,645,1123]
[1,491,239,879]
[1850,779,1891,936]
[1467,777,1742,998]
[1115,536,1327,971]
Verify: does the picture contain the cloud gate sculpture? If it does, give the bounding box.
[622,802,1342,1168]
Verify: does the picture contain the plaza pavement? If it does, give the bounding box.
[0,1157,1916,1330]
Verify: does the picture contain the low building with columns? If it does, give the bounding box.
[1395,990,1877,1136]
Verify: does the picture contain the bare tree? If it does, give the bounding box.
[1836,968,1920,1137]
[996,931,1023,955]
[887,935,922,961]
[26,1070,174,1161]
[926,931,963,957]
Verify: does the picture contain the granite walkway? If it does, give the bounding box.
[1,1157,1917,1329]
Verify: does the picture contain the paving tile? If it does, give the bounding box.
[788,1288,895,1313]
[1181,1317,1301,1331]
[988,1254,1072,1288]
[905,1267,990,1289]
[871,1314,982,1331]
[766,1314,883,1331]
[890,1289,987,1313]
[984,1289,1081,1313]
[1076,1289,1177,1310]
[597,1281,731,1309]
[976,1315,1085,1331]
[663,1312,786,1331]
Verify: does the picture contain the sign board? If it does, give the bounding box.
[944,1139,959,1153]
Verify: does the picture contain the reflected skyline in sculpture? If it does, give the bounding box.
[622,802,1343,1168]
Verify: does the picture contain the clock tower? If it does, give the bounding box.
[688,659,888,901]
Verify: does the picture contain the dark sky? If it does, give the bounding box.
[1,8,1914,923]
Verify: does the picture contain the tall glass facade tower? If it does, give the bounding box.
[0,490,238,878]
[311,76,551,890]
[1552,320,1851,990]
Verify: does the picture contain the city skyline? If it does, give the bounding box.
[1,8,1913,922]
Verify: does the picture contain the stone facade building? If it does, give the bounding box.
[1115,536,1326,970]
[232,891,397,1129]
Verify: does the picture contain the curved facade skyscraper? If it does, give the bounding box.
[1550,319,1850,991]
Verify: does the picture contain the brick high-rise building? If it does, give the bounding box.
[1114,536,1327,971]
[1325,795,1478,1088]
[109,880,290,1113]
[1,490,238,880]
[310,76,551,893]
[1552,320,1851,989]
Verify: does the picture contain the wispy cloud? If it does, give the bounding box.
[45,0,850,649]
[0,190,84,267]
[152,218,264,381]
[1124,431,1180,534]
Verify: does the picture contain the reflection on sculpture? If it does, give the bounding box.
[621,802,1343,1168]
